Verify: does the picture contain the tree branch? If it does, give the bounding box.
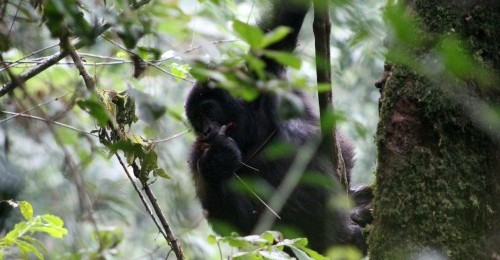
[0,0,152,97]
[114,153,169,240]
[0,110,97,137]
[103,125,185,259]
[60,36,96,91]
[0,28,106,97]
[143,183,184,259]
[130,162,184,259]
[313,0,348,189]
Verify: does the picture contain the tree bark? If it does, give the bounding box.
[369,1,500,259]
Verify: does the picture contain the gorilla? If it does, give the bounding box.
[185,0,371,253]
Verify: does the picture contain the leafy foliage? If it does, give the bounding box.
[0,0,383,258]
[96,90,169,183]
[208,231,363,260]
[208,231,324,260]
[0,201,68,260]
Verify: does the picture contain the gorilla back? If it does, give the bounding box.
[185,0,366,253]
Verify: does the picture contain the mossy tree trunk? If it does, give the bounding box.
[369,1,499,259]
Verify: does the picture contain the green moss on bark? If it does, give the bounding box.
[369,1,499,256]
[370,62,497,259]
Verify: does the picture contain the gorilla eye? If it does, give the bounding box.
[200,100,219,111]
[199,100,224,123]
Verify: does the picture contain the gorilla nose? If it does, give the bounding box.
[203,122,219,140]
[203,125,212,138]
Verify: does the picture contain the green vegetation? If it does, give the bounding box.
[1,0,383,259]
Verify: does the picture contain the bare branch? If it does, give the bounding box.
[102,37,194,83]
[0,110,97,137]
[0,45,59,73]
[0,91,73,123]
[0,35,97,97]
[0,0,153,97]
[114,152,169,240]
[61,36,96,91]
[142,181,184,260]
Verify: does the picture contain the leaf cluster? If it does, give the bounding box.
[0,201,68,260]
[91,89,169,183]
[208,231,327,260]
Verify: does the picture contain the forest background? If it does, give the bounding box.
[1,0,497,259]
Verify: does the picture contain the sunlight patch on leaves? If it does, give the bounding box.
[207,231,328,259]
[0,201,68,260]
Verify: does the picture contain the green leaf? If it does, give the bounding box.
[316,83,331,92]
[384,3,422,46]
[116,12,147,49]
[190,67,227,83]
[326,246,363,260]
[19,201,33,221]
[288,246,313,260]
[233,20,264,49]
[30,227,67,239]
[140,149,158,176]
[41,215,64,228]
[4,222,27,241]
[260,231,281,244]
[259,250,291,259]
[16,240,44,260]
[244,54,266,79]
[77,97,110,127]
[260,26,291,48]
[94,228,124,250]
[42,0,94,43]
[222,236,250,248]
[263,50,302,69]
[233,252,262,260]
[107,140,142,158]
[277,92,305,120]
[264,142,294,160]
[153,168,171,179]
[297,245,327,260]
[170,63,190,81]
[207,235,218,244]
[137,46,161,61]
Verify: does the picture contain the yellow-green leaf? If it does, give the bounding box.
[19,201,33,221]
[233,20,263,49]
[263,50,301,69]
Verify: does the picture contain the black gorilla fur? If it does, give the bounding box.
[185,0,371,253]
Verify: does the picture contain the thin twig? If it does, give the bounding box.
[114,152,169,240]
[0,36,94,97]
[234,172,280,220]
[253,138,321,233]
[104,119,185,258]
[7,0,22,39]
[0,91,73,123]
[102,37,194,83]
[78,53,128,61]
[158,39,238,62]
[0,0,153,97]
[154,129,189,143]
[0,110,97,137]
[0,39,238,71]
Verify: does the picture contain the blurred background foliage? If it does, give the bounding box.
[0,0,384,258]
